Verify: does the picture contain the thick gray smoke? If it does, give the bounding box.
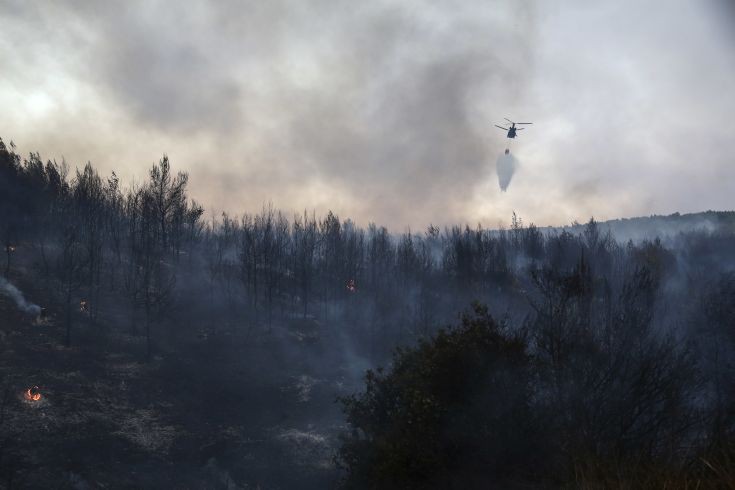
[496,152,518,192]
[0,276,41,316]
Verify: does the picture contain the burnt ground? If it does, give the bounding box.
[0,274,364,489]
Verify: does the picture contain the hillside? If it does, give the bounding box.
[0,261,349,488]
[1,140,734,488]
[548,210,735,241]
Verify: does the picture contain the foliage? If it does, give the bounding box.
[339,304,544,489]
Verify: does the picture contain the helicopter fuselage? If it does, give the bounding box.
[495,119,531,139]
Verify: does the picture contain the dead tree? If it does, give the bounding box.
[239,214,259,327]
[136,188,175,359]
[292,211,318,319]
[74,163,105,322]
[55,217,86,347]
[148,155,189,255]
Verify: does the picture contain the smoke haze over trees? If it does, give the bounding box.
[1,139,734,487]
[2,0,734,228]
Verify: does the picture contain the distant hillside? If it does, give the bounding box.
[543,211,735,242]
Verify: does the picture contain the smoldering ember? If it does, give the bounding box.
[1,1,735,488]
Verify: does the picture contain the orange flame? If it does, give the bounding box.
[25,386,41,401]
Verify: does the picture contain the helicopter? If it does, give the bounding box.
[495,118,532,139]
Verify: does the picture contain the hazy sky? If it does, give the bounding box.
[1,0,734,230]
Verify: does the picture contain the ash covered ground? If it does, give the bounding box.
[1,277,355,488]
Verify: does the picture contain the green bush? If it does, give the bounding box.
[338,304,547,489]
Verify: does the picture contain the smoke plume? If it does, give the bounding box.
[0,276,41,316]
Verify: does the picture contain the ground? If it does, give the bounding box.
[0,280,357,489]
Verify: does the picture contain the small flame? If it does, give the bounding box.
[346,279,357,293]
[25,386,41,401]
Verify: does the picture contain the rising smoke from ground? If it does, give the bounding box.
[0,276,41,316]
[496,151,518,191]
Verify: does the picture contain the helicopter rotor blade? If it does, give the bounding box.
[504,118,514,124]
[515,122,533,125]
[516,128,525,131]
[494,125,509,130]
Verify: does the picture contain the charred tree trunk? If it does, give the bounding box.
[65,287,72,347]
[4,246,10,277]
[145,301,152,360]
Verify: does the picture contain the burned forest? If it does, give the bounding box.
[0,139,734,488]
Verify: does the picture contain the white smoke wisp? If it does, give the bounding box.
[0,276,41,316]
[496,152,519,192]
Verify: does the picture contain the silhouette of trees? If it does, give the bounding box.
[340,264,700,487]
[1,138,734,485]
[292,211,318,318]
[339,305,541,489]
[55,205,86,347]
[3,137,731,364]
[698,272,735,445]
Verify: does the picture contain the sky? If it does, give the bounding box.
[1,0,734,231]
